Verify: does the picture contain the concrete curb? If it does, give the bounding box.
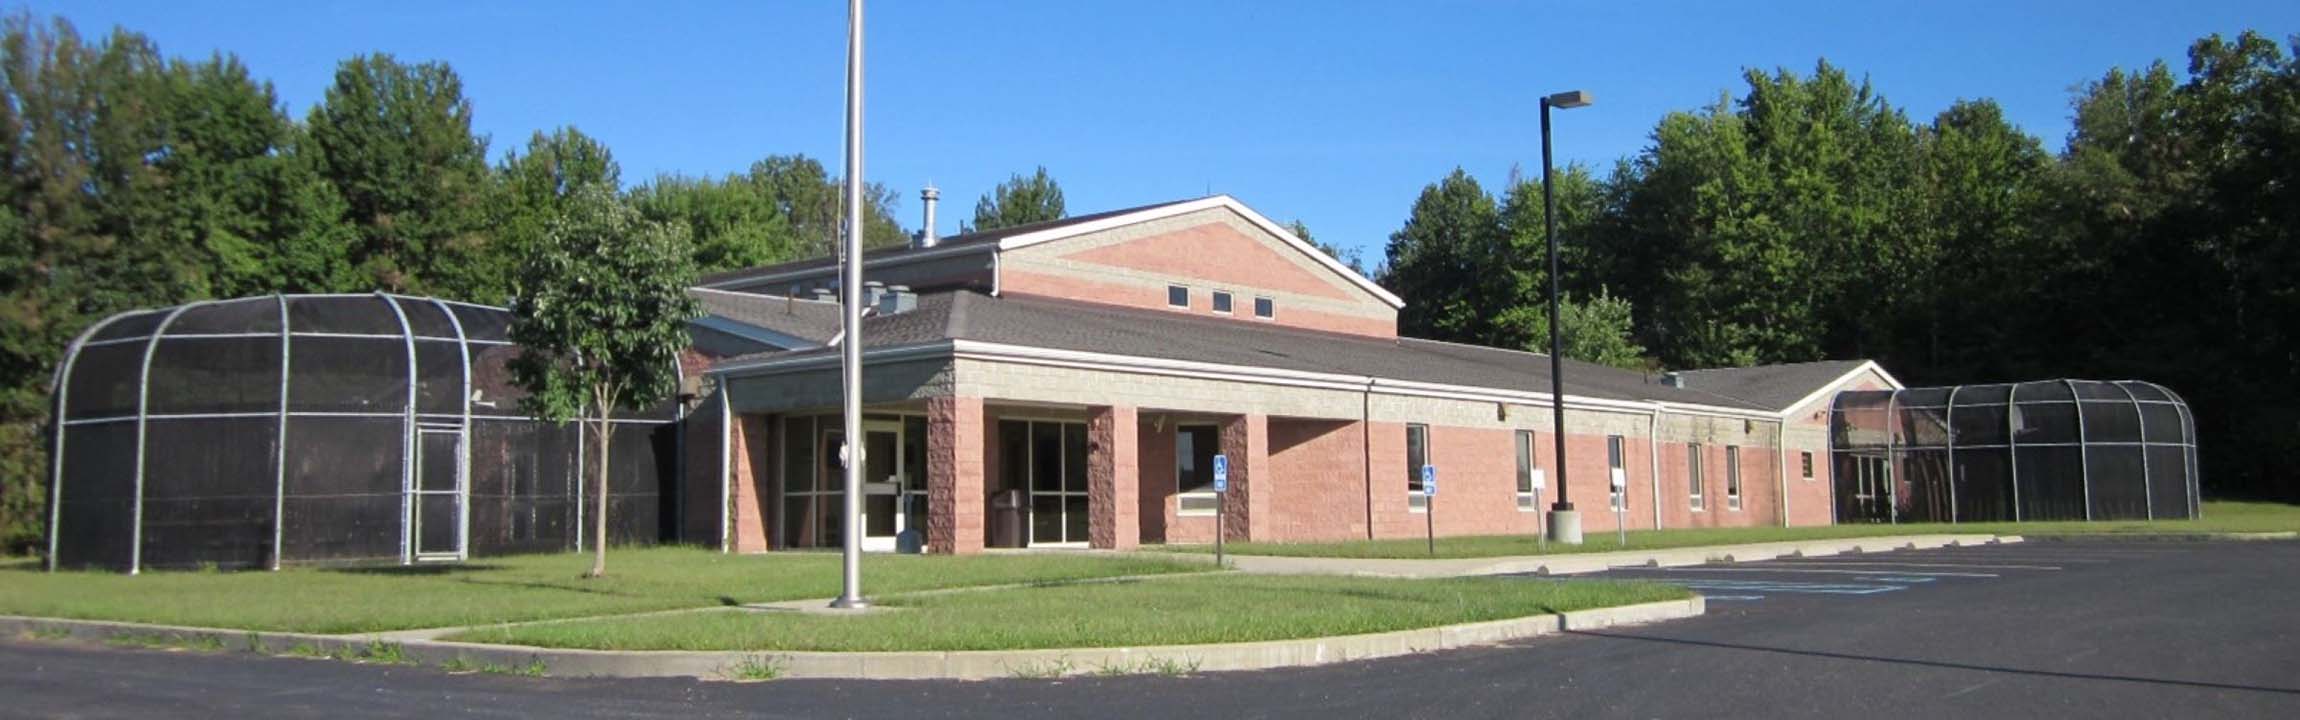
[1221,534,2017,578]
[2021,531,2295,543]
[1,596,1704,681]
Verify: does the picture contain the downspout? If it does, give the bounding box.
[719,378,733,552]
[1362,377,1375,540]
[1777,417,1791,528]
[1648,408,1662,530]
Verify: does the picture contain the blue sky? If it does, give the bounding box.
[36,1,2300,264]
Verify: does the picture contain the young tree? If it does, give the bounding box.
[508,186,699,577]
[969,166,1065,231]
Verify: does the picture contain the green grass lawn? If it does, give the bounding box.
[1152,500,2300,560]
[442,574,1689,652]
[0,547,1208,634]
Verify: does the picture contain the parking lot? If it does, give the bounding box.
[4,538,2296,719]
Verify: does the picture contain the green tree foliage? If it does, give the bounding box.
[741,154,906,256]
[629,173,795,274]
[968,166,1065,232]
[305,53,490,295]
[1382,168,1647,368]
[475,127,620,304]
[0,16,355,550]
[507,186,700,577]
[1286,219,1368,276]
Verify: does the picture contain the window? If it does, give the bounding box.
[1211,291,1233,314]
[1406,423,1429,512]
[1175,424,1220,516]
[995,420,1092,544]
[1606,435,1626,511]
[1688,444,1705,512]
[1515,430,1538,510]
[1801,451,1814,481]
[1254,296,1275,319]
[1167,285,1189,308]
[1727,445,1743,511]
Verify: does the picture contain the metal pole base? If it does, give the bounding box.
[828,596,871,610]
[1547,510,1583,545]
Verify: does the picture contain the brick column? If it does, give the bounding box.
[726,414,774,553]
[1219,412,1272,542]
[1087,405,1140,550]
[927,396,986,554]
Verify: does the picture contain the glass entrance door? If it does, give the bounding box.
[861,421,903,552]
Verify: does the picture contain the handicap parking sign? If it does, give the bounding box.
[1213,454,1229,493]
[1422,465,1436,496]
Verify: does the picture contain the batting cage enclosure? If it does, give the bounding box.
[1830,380,2198,525]
[47,294,684,573]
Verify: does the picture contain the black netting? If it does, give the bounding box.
[147,337,281,415]
[53,422,138,570]
[63,342,146,419]
[1953,448,2014,521]
[414,340,466,416]
[1901,449,1953,522]
[467,419,576,556]
[166,297,281,335]
[2138,403,2185,443]
[2120,381,2173,402]
[90,310,167,341]
[287,337,409,413]
[2147,445,2191,519]
[286,296,402,334]
[2070,380,2128,401]
[449,304,511,342]
[2012,401,2079,444]
[678,395,726,546]
[138,417,277,570]
[467,343,529,410]
[2080,400,2142,443]
[600,423,671,546]
[1950,400,2009,447]
[2086,445,2150,520]
[280,416,405,564]
[2015,445,2087,521]
[394,297,461,339]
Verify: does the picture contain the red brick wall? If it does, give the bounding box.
[1267,418,1370,541]
[1002,269,1396,338]
[726,413,774,553]
[1137,421,1180,544]
[1086,406,1140,550]
[927,397,987,554]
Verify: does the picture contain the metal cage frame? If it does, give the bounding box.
[46,293,681,573]
[1826,380,2199,525]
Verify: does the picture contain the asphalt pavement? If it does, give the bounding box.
[3,538,2295,719]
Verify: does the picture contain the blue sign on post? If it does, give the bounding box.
[1213,454,1230,493]
[1422,464,1437,496]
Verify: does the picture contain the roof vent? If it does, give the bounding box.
[913,185,940,249]
[878,284,917,315]
[1661,371,1685,389]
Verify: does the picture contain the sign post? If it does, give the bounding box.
[1422,465,1437,556]
[1611,468,1628,548]
[1213,454,1229,567]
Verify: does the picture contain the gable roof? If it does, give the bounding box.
[1670,359,1903,412]
[715,289,1780,414]
[694,195,1405,309]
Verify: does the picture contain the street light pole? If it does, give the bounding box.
[1540,90,1591,546]
[831,0,868,609]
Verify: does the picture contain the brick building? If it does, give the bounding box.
[682,195,1899,553]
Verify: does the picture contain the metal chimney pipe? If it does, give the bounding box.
[917,185,940,248]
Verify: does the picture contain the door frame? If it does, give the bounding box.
[411,425,468,561]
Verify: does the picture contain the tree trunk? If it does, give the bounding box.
[589,413,614,578]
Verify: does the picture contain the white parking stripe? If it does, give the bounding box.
[1757,561,2062,571]
[1637,567,2001,578]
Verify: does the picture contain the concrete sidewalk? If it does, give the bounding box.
[1209,533,2017,578]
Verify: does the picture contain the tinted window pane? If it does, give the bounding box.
[1254,297,1274,318]
[1167,286,1188,307]
[1063,423,1087,492]
[1212,292,1233,313]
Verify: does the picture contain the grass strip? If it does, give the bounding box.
[0,547,1208,634]
[442,574,1688,652]
[1150,500,2300,559]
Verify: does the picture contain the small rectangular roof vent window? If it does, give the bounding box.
[1167,285,1189,308]
[1254,296,1275,319]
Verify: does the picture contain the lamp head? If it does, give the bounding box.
[1544,90,1593,109]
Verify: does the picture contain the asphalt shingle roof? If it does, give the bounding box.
[695,198,1201,287]
[689,287,843,345]
[717,290,1833,412]
[1668,360,1875,411]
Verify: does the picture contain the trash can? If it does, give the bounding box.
[990,489,1027,548]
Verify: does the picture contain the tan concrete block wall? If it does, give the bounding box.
[955,359,1365,419]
